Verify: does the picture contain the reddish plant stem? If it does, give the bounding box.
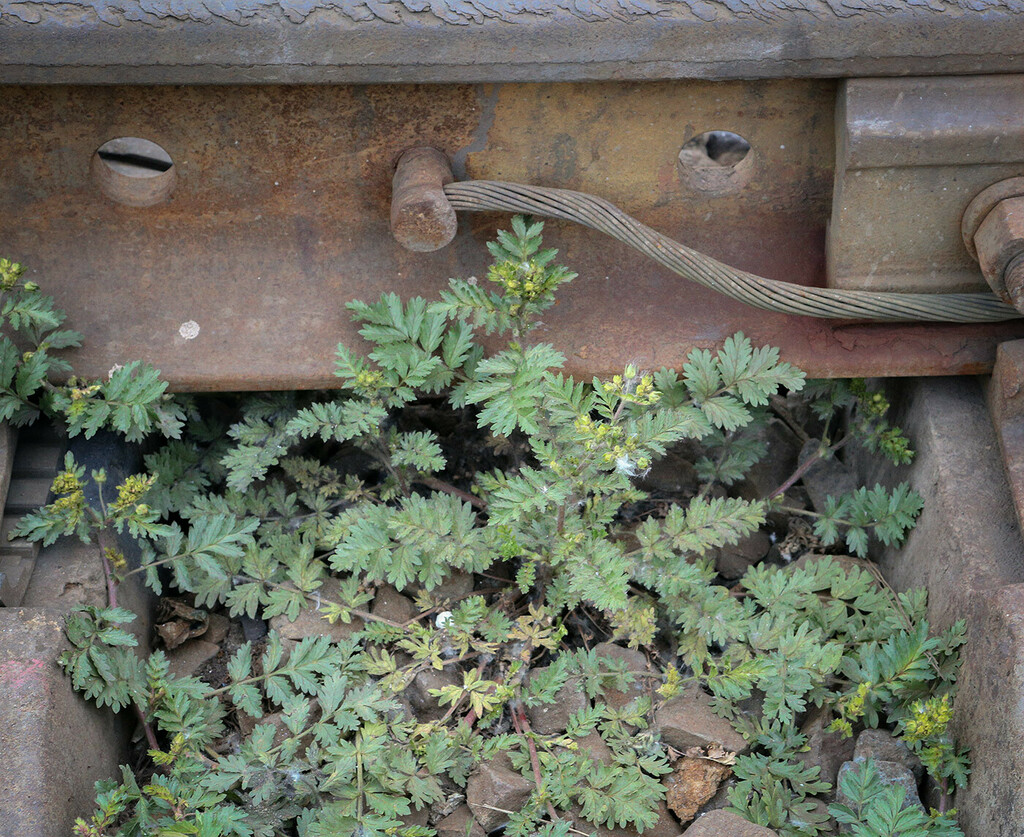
[768,436,849,500]
[769,394,812,445]
[938,777,950,814]
[514,705,561,824]
[417,476,488,510]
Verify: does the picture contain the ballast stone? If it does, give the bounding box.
[798,438,859,514]
[525,668,588,734]
[681,809,778,836]
[407,666,460,722]
[714,528,772,579]
[467,761,534,831]
[371,584,417,622]
[655,688,748,755]
[795,706,856,789]
[437,805,485,837]
[836,759,924,815]
[268,605,363,653]
[854,729,924,782]
[593,641,653,709]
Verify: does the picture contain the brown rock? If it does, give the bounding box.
[372,584,417,623]
[798,439,859,514]
[665,756,733,824]
[156,620,206,650]
[681,808,779,836]
[251,709,318,750]
[642,800,685,837]
[806,798,835,835]
[795,707,856,789]
[154,598,209,649]
[573,731,615,766]
[436,805,486,837]
[166,639,221,679]
[853,729,923,782]
[526,670,588,734]
[638,441,700,495]
[735,420,802,502]
[696,776,739,816]
[407,667,461,722]
[432,569,475,601]
[401,805,431,830]
[268,605,363,654]
[655,688,748,755]
[467,761,533,831]
[715,530,772,580]
[204,612,232,646]
[594,642,652,709]
[571,800,679,837]
[836,760,923,814]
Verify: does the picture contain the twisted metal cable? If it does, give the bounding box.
[444,180,1021,323]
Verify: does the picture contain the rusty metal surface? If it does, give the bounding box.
[392,147,457,253]
[828,76,1024,296]
[974,196,1024,308]
[986,340,1024,534]
[2,1,1024,84]
[1,82,1022,392]
[963,178,1024,310]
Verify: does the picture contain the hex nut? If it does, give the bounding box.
[974,195,1024,308]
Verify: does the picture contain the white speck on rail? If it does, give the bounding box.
[179,321,200,340]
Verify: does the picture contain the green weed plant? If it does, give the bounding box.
[0,225,967,837]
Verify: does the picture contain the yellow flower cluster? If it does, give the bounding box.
[0,257,24,292]
[51,469,83,496]
[105,547,128,572]
[488,258,551,302]
[574,415,651,472]
[601,365,661,407]
[112,473,155,513]
[829,680,874,738]
[355,369,384,389]
[903,693,953,743]
[68,384,102,402]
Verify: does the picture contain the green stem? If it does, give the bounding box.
[124,559,405,628]
[355,732,365,824]
[95,518,162,755]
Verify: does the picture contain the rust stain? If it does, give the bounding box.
[1,82,1020,391]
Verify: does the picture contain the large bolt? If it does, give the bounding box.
[390,147,457,253]
[1005,252,1024,309]
[962,178,1024,312]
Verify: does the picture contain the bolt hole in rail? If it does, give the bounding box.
[0,74,1023,386]
[92,137,177,207]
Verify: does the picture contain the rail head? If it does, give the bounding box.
[2,0,1024,83]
